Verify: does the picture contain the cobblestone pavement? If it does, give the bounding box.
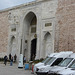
[0,63,33,75]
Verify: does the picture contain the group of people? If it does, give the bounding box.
[4,54,26,66]
[9,54,17,66]
[4,54,17,66]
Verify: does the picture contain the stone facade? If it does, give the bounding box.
[0,0,75,61]
[0,11,9,57]
[7,0,58,61]
[55,0,75,52]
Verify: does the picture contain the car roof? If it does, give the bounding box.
[48,51,73,58]
[68,53,75,58]
[48,53,58,57]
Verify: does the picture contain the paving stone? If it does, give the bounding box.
[0,64,32,75]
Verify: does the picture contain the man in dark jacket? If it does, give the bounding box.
[9,53,11,61]
[4,55,8,65]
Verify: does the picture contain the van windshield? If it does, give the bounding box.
[58,58,73,67]
[42,57,52,64]
[69,60,75,69]
[45,57,56,65]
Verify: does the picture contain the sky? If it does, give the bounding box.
[0,0,35,10]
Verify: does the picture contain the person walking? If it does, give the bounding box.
[4,55,8,65]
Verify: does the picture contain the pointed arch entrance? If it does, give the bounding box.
[23,12,37,61]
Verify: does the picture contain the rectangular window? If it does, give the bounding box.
[11,28,16,31]
[45,23,52,27]
[31,27,36,33]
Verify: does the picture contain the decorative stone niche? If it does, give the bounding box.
[10,24,16,31]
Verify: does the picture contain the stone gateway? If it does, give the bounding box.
[0,0,75,61]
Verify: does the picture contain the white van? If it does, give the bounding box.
[50,53,75,75]
[33,53,58,74]
[36,51,73,75]
[57,60,75,75]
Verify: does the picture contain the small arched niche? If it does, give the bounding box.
[10,36,17,56]
[43,32,52,57]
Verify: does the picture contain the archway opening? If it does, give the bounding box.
[23,12,37,61]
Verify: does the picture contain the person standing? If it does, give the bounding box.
[14,54,17,63]
[9,53,11,61]
[23,56,26,65]
[4,55,8,65]
[10,56,13,66]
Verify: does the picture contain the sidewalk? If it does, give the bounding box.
[0,63,33,75]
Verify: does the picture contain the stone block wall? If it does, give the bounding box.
[0,11,9,57]
[55,0,75,52]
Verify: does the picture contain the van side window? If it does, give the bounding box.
[51,58,63,66]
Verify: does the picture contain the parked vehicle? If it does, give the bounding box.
[47,58,73,75]
[49,53,75,75]
[57,60,75,75]
[33,53,58,74]
[36,51,73,75]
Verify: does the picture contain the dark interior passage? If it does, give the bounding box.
[30,38,37,61]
